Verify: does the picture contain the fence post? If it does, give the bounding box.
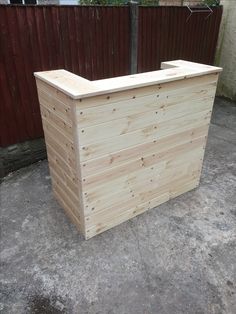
[129,0,139,74]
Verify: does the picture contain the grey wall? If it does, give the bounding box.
[215,0,236,101]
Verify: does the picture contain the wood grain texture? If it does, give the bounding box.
[35,60,221,99]
[74,73,218,110]
[34,61,221,239]
[36,79,83,232]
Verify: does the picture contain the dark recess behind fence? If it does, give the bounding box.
[0,5,222,147]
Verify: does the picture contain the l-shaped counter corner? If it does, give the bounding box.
[34,60,222,239]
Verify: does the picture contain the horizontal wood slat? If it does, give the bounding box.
[82,136,205,193]
[37,83,83,233]
[74,73,218,109]
[76,81,216,129]
[79,109,211,161]
[78,93,214,145]
[80,125,209,177]
[83,149,204,215]
[86,176,200,238]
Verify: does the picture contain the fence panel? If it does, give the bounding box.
[0,5,130,146]
[138,6,222,72]
[0,5,222,147]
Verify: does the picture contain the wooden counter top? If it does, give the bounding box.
[34,60,222,100]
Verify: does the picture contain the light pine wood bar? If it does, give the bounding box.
[34,60,222,239]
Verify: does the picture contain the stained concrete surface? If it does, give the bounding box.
[0,97,236,314]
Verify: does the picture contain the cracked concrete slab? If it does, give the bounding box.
[0,97,236,314]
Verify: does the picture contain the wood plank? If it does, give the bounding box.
[84,160,166,204]
[53,187,81,231]
[34,62,221,99]
[161,60,220,72]
[50,168,80,212]
[35,69,98,99]
[70,100,86,234]
[83,150,203,215]
[74,73,218,109]
[81,125,209,177]
[38,87,72,123]
[40,105,73,139]
[80,110,211,161]
[76,83,215,128]
[82,135,205,191]
[47,154,79,197]
[89,169,199,222]
[44,132,76,169]
[170,177,200,199]
[37,79,71,103]
[47,143,78,182]
[78,95,214,145]
[85,192,170,238]
[85,176,199,239]
[83,157,202,216]
[91,62,220,98]
[85,150,203,207]
[42,118,74,151]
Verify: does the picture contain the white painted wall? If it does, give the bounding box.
[215,0,236,101]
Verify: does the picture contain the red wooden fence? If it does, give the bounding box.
[138,6,222,72]
[0,5,222,147]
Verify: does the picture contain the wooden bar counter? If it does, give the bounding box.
[34,60,222,239]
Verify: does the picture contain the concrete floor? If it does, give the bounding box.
[1,97,236,314]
